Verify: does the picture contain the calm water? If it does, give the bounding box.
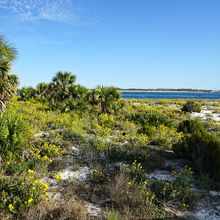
[121,91,220,100]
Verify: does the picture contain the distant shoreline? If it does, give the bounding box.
[119,89,217,93]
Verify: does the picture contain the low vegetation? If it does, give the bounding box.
[182,100,202,113]
[1,34,220,219]
[173,119,220,183]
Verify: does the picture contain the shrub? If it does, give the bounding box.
[177,119,204,134]
[173,120,220,182]
[0,171,49,216]
[5,160,36,175]
[36,142,60,161]
[91,167,108,183]
[151,168,196,209]
[98,113,115,128]
[0,112,31,162]
[108,167,190,218]
[89,86,121,114]
[182,101,201,113]
[17,87,36,101]
[125,160,145,182]
[129,110,173,129]
[125,162,195,209]
[150,125,183,148]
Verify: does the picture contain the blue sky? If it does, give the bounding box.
[0,0,220,89]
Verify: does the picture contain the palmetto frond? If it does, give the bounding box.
[52,71,76,88]
[0,34,18,113]
[0,35,17,62]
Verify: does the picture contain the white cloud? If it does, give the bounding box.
[0,0,81,22]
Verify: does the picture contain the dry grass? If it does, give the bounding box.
[109,174,145,209]
[109,174,129,208]
[108,174,167,219]
[0,212,13,220]
[25,198,88,220]
[80,145,101,166]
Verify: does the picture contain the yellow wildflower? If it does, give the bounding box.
[144,180,148,185]
[8,204,15,212]
[42,155,49,161]
[54,174,62,181]
[44,183,49,190]
[28,198,33,204]
[27,169,35,174]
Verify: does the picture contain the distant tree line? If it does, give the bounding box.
[120,88,213,92]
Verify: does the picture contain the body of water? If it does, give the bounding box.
[121,91,220,100]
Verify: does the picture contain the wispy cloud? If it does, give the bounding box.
[0,0,82,22]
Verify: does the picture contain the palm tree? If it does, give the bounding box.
[36,82,48,96]
[35,82,48,102]
[0,35,17,76]
[89,86,121,113]
[48,71,76,101]
[0,35,19,113]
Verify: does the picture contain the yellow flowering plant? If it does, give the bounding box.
[126,160,145,182]
[54,171,63,181]
[0,170,49,215]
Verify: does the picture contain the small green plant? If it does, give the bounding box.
[125,160,145,182]
[37,142,61,160]
[91,168,108,183]
[105,210,121,220]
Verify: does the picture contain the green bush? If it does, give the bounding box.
[182,101,201,113]
[17,87,36,101]
[151,168,196,209]
[130,110,173,129]
[177,119,204,134]
[173,120,220,182]
[89,86,121,114]
[0,112,31,162]
[91,168,108,183]
[0,171,48,216]
[129,110,174,140]
[5,161,36,175]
